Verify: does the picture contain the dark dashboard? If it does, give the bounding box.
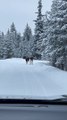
[0,99,67,120]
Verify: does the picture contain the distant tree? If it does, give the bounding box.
[4,23,19,58]
[0,32,5,58]
[22,24,33,58]
[34,0,44,59]
[41,12,51,60]
[3,29,13,58]
[15,33,22,58]
[10,22,16,33]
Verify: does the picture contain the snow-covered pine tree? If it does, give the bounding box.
[10,22,16,33]
[56,0,67,70]
[41,12,51,60]
[22,24,33,58]
[47,0,62,67]
[15,33,22,58]
[4,29,13,58]
[0,24,22,59]
[34,0,44,59]
[0,32,5,59]
[9,22,18,57]
[48,0,67,71]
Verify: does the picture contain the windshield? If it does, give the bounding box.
[0,0,67,101]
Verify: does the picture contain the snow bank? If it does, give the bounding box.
[0,58,67,100]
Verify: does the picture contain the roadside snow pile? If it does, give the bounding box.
[0,58,67,100]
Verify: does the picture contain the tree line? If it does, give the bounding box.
[0,0,67,71]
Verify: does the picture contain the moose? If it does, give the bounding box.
[23,56,33,64]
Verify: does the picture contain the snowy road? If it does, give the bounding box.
[0,58,67,99]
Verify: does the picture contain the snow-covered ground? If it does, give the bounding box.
[0,58,67,100]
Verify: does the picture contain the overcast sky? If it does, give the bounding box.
[0,0,52,34]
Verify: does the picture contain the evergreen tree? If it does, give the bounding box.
[34,0,44,59]
[0,32,5,58]
[47,0,62,67]
[47,0,67,71]
[15,33,22,58]
[9,23,17,57]
[41,12,51,60]
[22,24,33,58]
[10,22,16,33]
[4,29,14,58]
[2,24,22,59]
[57,0,67,70]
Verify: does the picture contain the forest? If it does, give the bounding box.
[0,0,67,71]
